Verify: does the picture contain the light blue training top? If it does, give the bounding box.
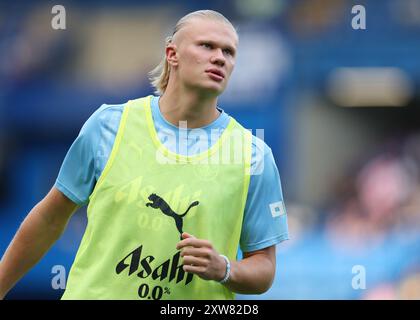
[55,96,289,252]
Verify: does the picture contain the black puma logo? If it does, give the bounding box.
[146,193,199,240]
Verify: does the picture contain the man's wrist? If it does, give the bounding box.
[218,255,231,284]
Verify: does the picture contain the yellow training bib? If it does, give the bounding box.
[62,96,252,300]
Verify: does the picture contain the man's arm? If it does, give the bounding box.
[0,187,78,299]
[176,233,276,294]
[225,246,275,294]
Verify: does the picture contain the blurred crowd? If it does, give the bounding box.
[324,134,420,299]
[326,135,420,249]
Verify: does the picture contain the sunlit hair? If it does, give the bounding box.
[149,10,237,95]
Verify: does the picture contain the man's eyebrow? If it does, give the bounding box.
[196,39,237,53]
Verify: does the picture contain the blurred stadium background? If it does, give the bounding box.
[1,0,420,299]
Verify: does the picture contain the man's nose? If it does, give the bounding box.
[210,48,225,66]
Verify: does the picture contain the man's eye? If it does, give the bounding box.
[223,49,232,56]
[201,43,212,49]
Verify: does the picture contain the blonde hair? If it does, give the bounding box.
[149,10,237,95]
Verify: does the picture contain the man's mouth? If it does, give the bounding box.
[205,69,225,82]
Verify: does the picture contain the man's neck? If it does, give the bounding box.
[158,87,221,129]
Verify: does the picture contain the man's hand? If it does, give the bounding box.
[176,232,277,294]
[176,232,227,282]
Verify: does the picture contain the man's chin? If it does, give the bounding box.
[197,83,226,96]
[185,82,226,97]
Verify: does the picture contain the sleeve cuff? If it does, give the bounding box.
[54,180,87,206]
[241,233,290,253]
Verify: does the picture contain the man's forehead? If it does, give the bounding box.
[174,18,238,46]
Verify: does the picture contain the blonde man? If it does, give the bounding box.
[0,10,288,300]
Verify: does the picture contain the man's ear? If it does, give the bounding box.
[166,44,178,67]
